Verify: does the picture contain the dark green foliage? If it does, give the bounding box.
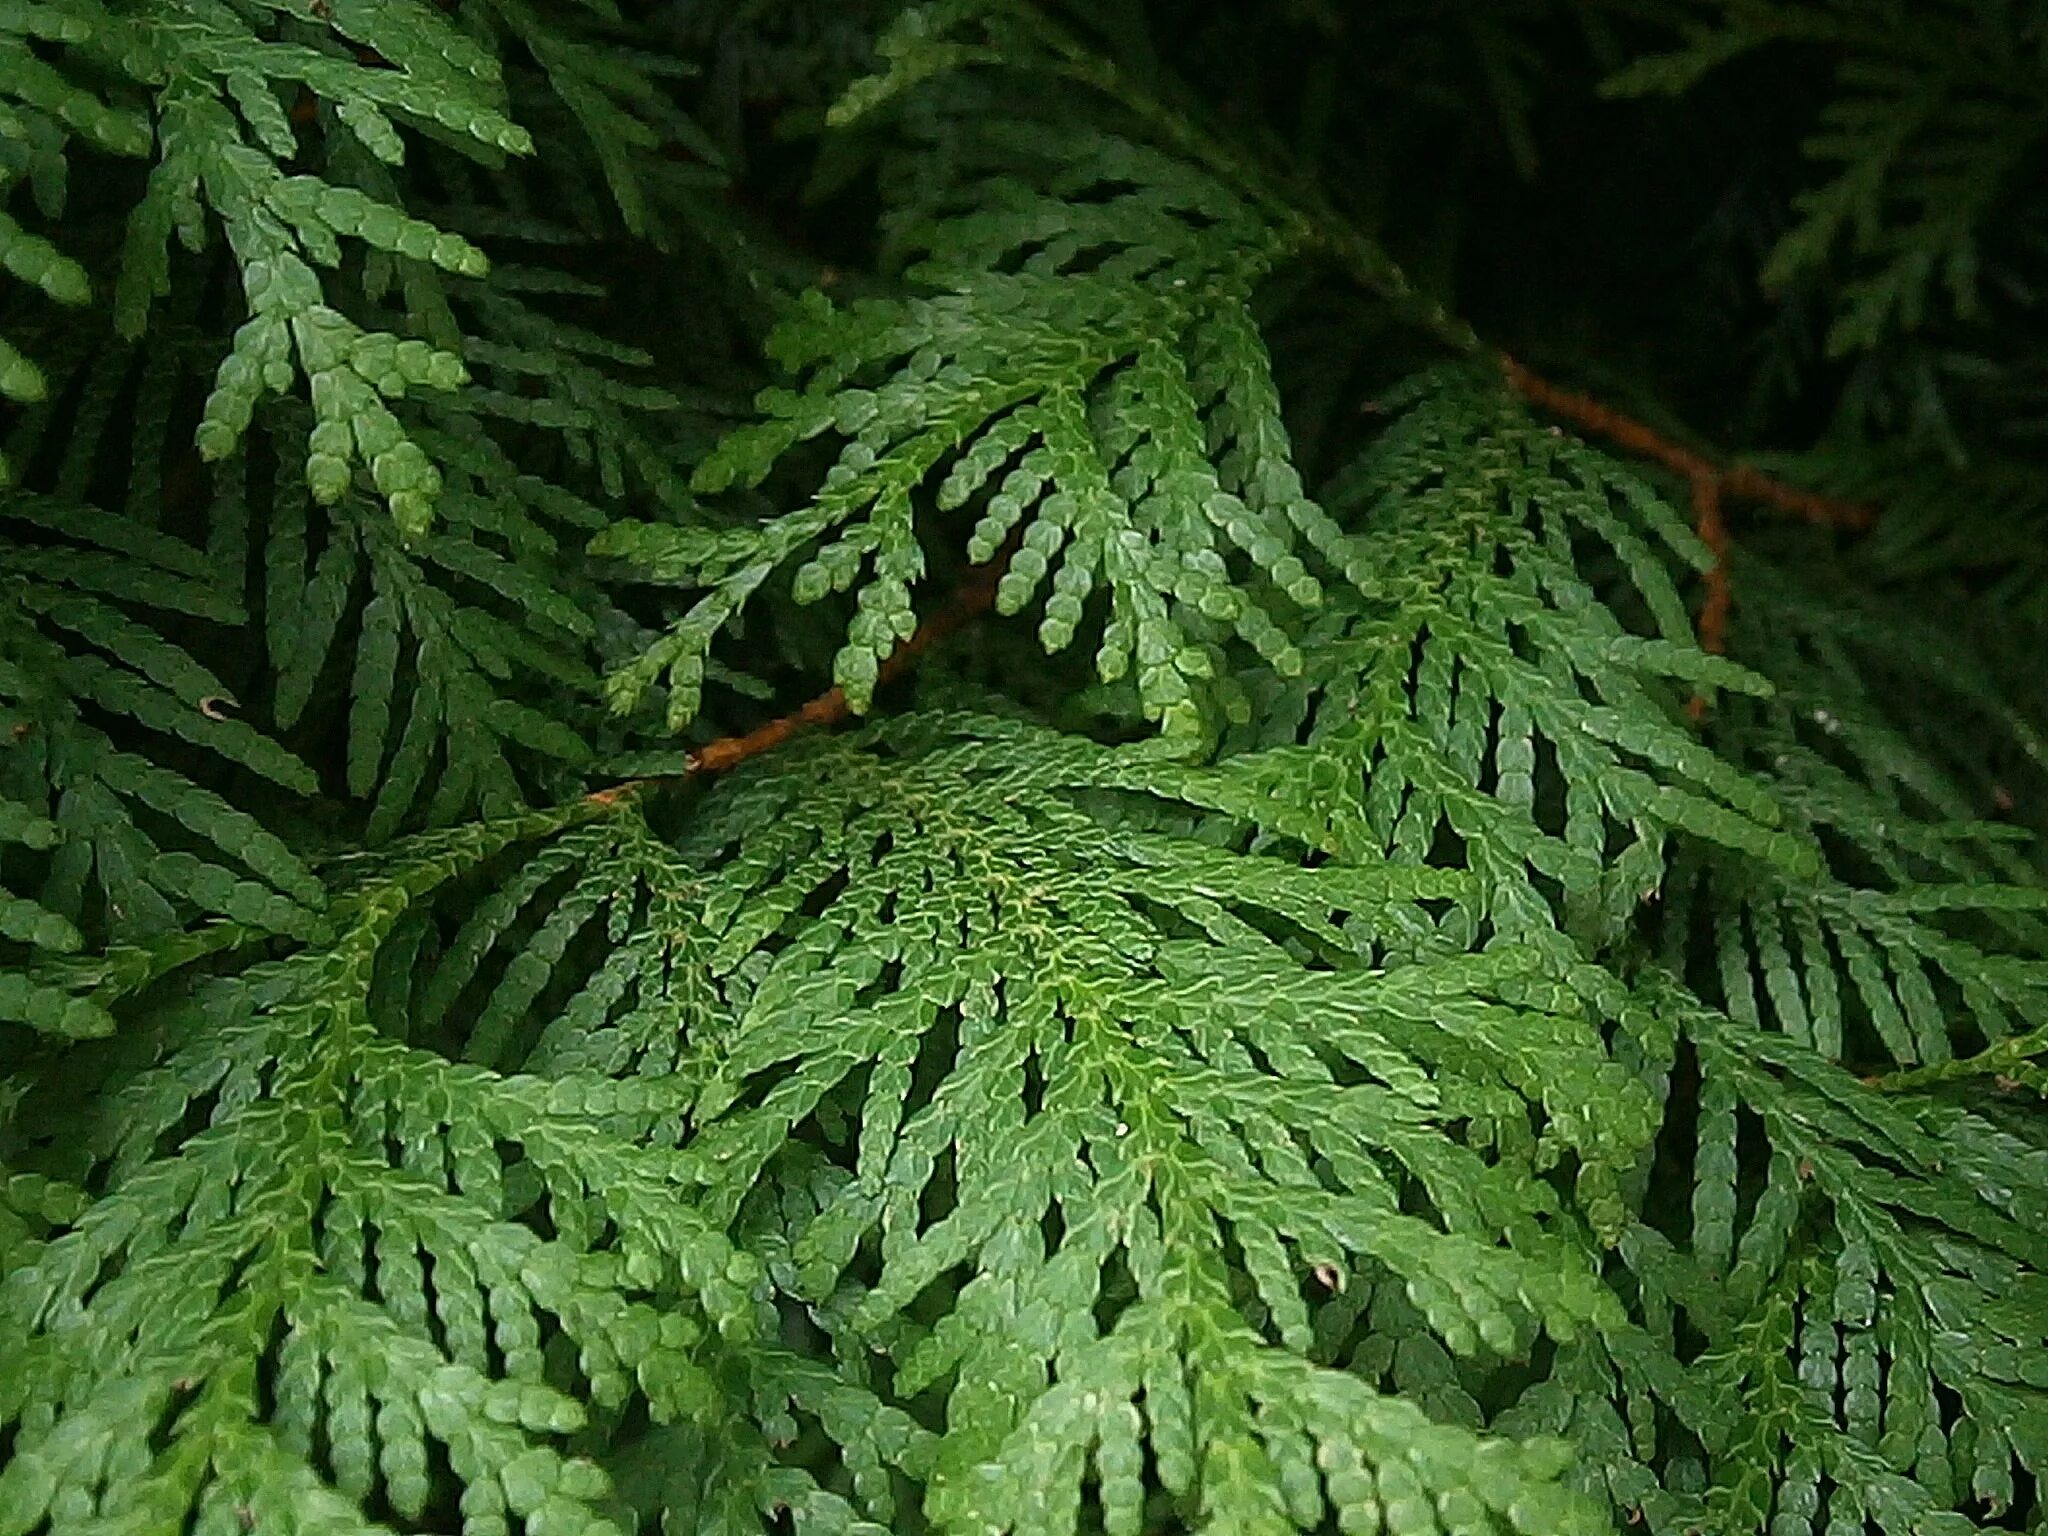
[3,3,2046,1535]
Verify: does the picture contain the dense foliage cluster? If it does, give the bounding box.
[2,3,2045,1535]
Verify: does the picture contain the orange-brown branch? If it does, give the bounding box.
[587,554,1007,804]
[1691,476,1731,656]
[588,355,1872,804]
[1501,356,1874,712]
[1685,475,1730,723]
[1500,357,1873,532]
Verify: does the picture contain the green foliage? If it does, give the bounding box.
[4,4,2047,1536]
[1606,0,2048,358]
[1242,371,1812,922]
[0,0,726,951]
[1605,0,2048,459]
[597,122,1355,740]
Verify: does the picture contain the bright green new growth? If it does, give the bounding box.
[4,3,2047,1536]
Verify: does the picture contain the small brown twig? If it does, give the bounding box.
[582,349,1874,808]
[1689,476,1731,658]
[1499,358,1874,534]
[585,552,1008,806]
[1500,357,1874,712]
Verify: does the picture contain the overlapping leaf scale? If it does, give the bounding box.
[597,127,1370,740]
[384,805,731,1089]
[1214,368,1811,981]
[616,712,1661,1536]
[5,322,618,854]
[7,0,702,533]
[0,805,779,1536]
[1606,0,2048,359]
[0,501,321,1030]
[103,0,517,535]
[258,427,604,841]
[0,0,149,482]
[257,257,679,829]
[1,18,699,860]
[1600,984,2048,1536]
[1659,553,2048,1072]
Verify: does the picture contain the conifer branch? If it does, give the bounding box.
[589,547,1011,802]
[7,7,2046,1536]
[1500,356,1875,677]
[1498,359,1875,533]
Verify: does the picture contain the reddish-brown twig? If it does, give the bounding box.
[1499,358,1874,535]
[1685,476,1730,721]
[586,554,1007,806]
[1500,357,1873,712]
[585,352,1873,806]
